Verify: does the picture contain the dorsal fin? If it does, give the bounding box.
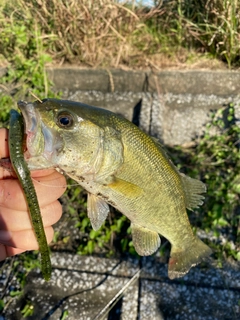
[151,137,206,210]
[180,173,206,210]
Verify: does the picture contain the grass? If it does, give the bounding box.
[0,0,240,70]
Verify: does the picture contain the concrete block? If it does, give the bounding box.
[46,68,240,145]
[2,66,240,145]
[148,70,240,95]
[148,93,239,145]
[66,90,142,122]
[47,68,146,93]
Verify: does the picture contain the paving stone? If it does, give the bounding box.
[3,253,140,320]
[139,257,240,320]
[2,253,239,320]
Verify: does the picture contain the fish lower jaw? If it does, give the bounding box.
[25,155,56,170]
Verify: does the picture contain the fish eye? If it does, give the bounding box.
[57,113,74,128]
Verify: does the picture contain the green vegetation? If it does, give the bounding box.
[0,0,58,126]
[20,300,34,317]
[0,0,240,70]
[0,0,239,314]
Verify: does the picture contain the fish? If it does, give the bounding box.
[18,98,212,279]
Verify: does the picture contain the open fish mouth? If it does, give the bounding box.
[17,100,63,165]
[18,100,45,159]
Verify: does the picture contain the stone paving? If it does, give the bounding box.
[2,252,239,320]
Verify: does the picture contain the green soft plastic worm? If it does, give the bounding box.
[8,109,51,281]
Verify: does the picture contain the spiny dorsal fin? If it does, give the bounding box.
[180,173,206,210]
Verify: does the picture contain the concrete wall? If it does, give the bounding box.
[47,68,240,145]
[1,67,240,145]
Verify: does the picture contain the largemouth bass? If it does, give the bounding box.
[18,98,212,279]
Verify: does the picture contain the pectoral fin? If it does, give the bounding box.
[107,178,143,198]
[87,193,110,230]
[131,223,161,256]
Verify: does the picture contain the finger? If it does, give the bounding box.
[0,171,67,210]
[0,165,57,180]
[0,244,26,261]
[0,129,10,180]
[0,200,62,232]
[0,226,54,250]
[0,128,9,159]
[31,169,56,177]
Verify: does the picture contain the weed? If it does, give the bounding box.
[21,300,34,317]
[0,1,240,69]
[0,0,58,126]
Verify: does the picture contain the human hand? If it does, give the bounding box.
[0,128,67,260]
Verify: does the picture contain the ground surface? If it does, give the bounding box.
[1,251,239,320]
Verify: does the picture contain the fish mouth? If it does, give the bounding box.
[18,100,44,159]
[17,100,63,166]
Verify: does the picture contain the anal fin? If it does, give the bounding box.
[87,193,110,230]
[131,223,161,256]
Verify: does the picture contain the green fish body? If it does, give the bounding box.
[18,98,212,279]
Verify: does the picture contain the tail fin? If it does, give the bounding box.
[168,237,212,279]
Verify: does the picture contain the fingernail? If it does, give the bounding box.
[0,230,12,242]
